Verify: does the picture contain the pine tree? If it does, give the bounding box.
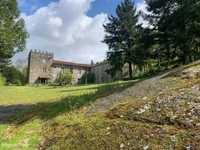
[0,0,28,70]
[104,0,139,79]
[145,0,200,64]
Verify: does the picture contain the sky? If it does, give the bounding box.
[15,0,147,64]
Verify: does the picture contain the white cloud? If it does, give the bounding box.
[14,0,150,65]
[15,0,108,64]
[136,0,150,28]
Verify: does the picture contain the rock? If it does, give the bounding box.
[170,135,176,142]
[142,97,148,100]
[143,145,149,150]
[136,104,151,114]
[106,127,110,130]
[182,67,200,79]
[120,143,125,149]
[185,145,192,150]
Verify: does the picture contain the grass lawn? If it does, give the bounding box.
[1,66,200,150]
[0,81,132,105]
[0,81,134,150]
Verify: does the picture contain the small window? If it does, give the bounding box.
[43,67,47,73]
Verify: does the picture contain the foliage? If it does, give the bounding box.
[103,0,140,79]
[1,66,26,85]
[0,73,6,86]
[80,72,95,84]
[145,0,200,64]
[0,0,28,69]
[55,70,74,85]
[104,0,200,80]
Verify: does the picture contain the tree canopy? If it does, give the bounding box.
[104,0,140,79]
[0,0,28,70]
[145,0,200,64]
[104,0,200,79]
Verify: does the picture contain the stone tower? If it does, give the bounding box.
[28,50,54,84]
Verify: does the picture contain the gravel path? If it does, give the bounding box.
[87,67,183,113]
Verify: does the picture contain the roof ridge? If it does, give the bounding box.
[52,59,92,68]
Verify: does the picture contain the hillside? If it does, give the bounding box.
[1,62,200,150]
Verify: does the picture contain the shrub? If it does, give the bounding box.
[0,73,6,86]
[55,69,74,86]
[80,72,95,84]
[2,66,26,85]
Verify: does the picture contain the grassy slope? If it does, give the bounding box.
[0,81,134,150]
[0,83,123,105]
[40,77,200,150]
[40,64,200,150]
[1,64,200,150]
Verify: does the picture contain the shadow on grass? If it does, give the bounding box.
[0,81,135,125]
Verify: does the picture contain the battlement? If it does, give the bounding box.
[30,50,54,58]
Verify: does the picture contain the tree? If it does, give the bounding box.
[145,0,200,64]
[55,70,74,86]
[80,72,95,84]
[104,0,139,79]
[0,0,28,70]
[2,66,26,85]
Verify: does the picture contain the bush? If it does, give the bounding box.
[2,66,26,85]
[55,69,74,86]
[80,72,95,84]
[0,73,6,86]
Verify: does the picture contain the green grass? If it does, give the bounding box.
[0,81,132,105]
[0,81,134,150]
[38,75,200,150]
[1,63,200,150]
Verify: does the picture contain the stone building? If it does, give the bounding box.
[28,51,54,84]
[28,51,92,84]
[28,50,130,84]
[91,61,113,84]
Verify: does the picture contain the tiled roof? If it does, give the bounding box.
[52,60,92,68]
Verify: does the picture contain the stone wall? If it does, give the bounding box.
[28,51,53,84]
[28,51,91,84]
[28,51,128,85]
[91,62,113,84]
[51,67,62,82]
[72,68,87,84]
[91,62,130,84]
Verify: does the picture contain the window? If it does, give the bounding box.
[43,67,47,73]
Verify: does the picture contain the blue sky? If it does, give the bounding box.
[19,0,143,16]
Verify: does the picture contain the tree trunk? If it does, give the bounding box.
[182,46,190,64]
[128,62,133,80]
[183,53,190,64]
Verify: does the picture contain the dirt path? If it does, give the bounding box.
[87,67,183,113]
